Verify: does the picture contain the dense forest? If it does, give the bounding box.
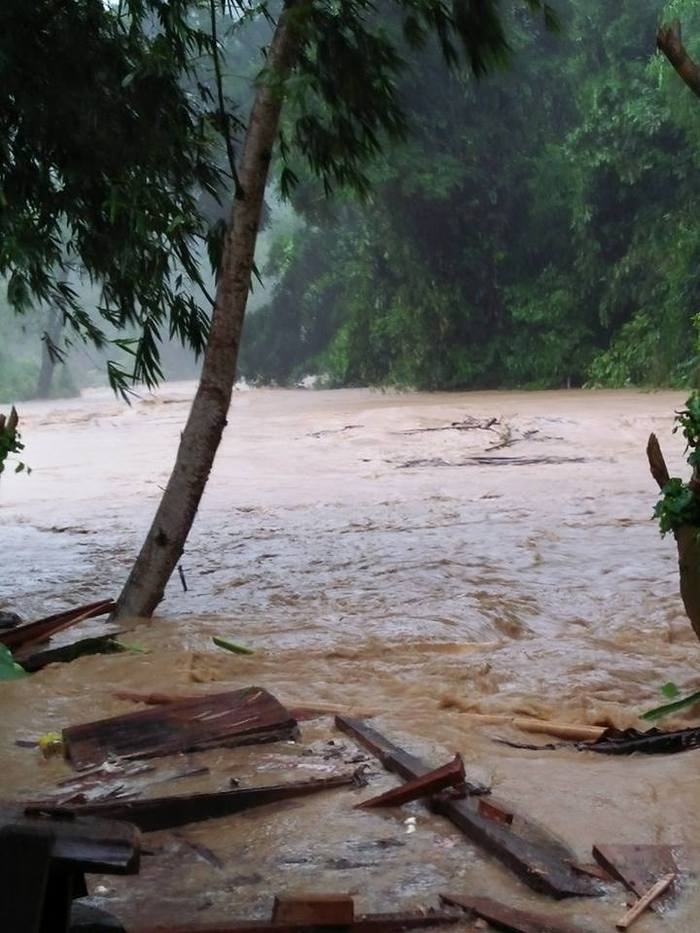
[240,0,700,390]
[3,0,700,401]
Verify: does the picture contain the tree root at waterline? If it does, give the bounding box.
[647,433,700,641]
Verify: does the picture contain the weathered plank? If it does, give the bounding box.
[356,754,465,809]
[63,687,298,770]
[592,844,678,907]
[272,894,355,925]
[441,894,588,933]
[28,772,360,832]
[336,716,597,900]
[0,599,115,651]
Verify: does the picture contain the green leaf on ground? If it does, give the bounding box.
[641,690,700,722]
[212,636,255,656]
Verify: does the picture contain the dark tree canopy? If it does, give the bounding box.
[1,0,556,396]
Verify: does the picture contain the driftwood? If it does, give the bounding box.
[615,873,676,930]
[27,772,362,832]
[592,844,678,907]
[18,634,124,671]
[457,713,605,743]
[583,725,700,756]
[440,893,587,933]
[0,599,115,652]
[335,716,597,899]
[64,687,298,770]
[398,455,586,470]
[356,754,465,809]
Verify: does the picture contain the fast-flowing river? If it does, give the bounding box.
[1,385,698,930]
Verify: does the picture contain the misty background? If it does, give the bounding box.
[3,0,700,403]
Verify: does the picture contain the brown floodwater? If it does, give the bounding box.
[1,385,699,931]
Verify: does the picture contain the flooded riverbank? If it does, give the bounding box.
[1,385,698,930]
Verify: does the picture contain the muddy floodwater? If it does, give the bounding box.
[1,385,699,931]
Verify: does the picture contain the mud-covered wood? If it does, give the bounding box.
[336,716,597,899]
[0,599,114,651]
[440,893,587,933]
[592,844,678,907]
[356,754,465,809]
[30,772,359,832]
[63,687,298,770]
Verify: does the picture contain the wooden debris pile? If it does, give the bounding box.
[1,684,693,932]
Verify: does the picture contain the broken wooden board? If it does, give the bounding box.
[615,873,675,930]
[272,894,355,925]
[0,599,114,651]
[440,893,588,933]
[0,806,140,875]
[28,772,360,832]
[336,716,597,899]
[592,844,678,908]
[356,754,465,809]
[63,687,298,770]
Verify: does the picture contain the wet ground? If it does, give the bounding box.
[1,385,699,930]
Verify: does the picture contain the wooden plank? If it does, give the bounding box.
[356,754,465,809]
[440,894,588,933]
[133,911,463,933]
[592,844,677,907]
[28,772,360,832]
[615,873,676,930]
[0,599,114,651]
[336,716,597,900]
[272,894,355,925]
[63,687,298,770]
[1,808,141,875]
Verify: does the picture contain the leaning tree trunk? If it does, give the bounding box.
[113,4,301,621]
[647,433,700,640]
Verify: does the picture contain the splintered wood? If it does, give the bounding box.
[592,844,678,904]
[63,687,298,769]
[335,716,597,899]
[0,599,115,652]
[29,772,360,832]
[615,873,676,930]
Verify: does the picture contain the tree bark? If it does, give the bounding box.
[647,432,700,640]
[113,3,301,621]
[657,19,700,99]
[34,308,62,399]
